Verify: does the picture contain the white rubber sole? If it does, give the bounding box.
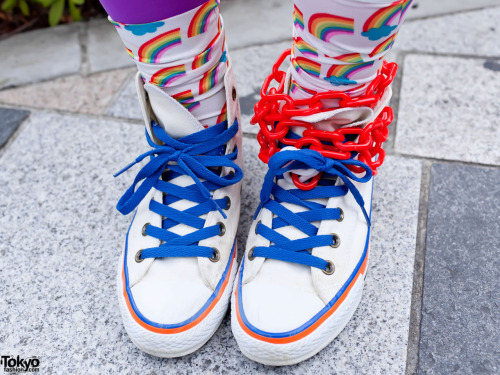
[231,270,365,366]
[116,251,237,358]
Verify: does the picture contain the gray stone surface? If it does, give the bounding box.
[0,111,421,374]
[87,19,135,73]
[396,55,500,166]
[407,0,500,20]
[419,163,500,374]
[0,69,132,115]
[222,0,292,50]
[0,107,30,149]
[0,24,81,89]
[106,77,141,120]
[397,7,500,56]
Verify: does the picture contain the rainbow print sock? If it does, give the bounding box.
[290,0,412,101]
[110,0,228,127]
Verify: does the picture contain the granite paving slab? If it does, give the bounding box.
[221,0,292,50]
[87,19,135,73]
[396,55,500,166]
[0,107,30,149]
[407,0,500,20]
[419,163,500,374]
[0,24,81,90]
[397,7,500,57]
[0,110,421,374]
[0,69,133,115]
[105,77,141,121]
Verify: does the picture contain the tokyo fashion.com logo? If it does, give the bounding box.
[0,355,40,373]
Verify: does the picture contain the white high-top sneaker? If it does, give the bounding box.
[231,49,396,366]
[115,61,242,358]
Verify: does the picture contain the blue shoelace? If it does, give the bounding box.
[115,120,242,261]
[252,149,372,272]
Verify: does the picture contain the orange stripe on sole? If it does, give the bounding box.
[122,244,236,334]
[236,247,369,344]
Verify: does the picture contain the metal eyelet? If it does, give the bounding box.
[248,247,256,261]
[224,196,231,211]
[227,170,235,179]
[141,223,150,237]
[218,222,226,237]
[322,260,335,275]
[255,221,261,235]
[331,233,341,248]
[232,87,237,101]
[337,208,344,222]
[210,248,220,263]
[135,250,144,263]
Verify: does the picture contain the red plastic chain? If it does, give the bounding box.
[251,49,397,186]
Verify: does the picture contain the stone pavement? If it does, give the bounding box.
[0,1,499,374]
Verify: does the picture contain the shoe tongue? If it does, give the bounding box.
[290,105,374,135]
[144,83,205,139]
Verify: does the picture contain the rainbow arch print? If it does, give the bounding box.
[400,0,413,20]
[192,48,212,70]
[199,51,227,95]
[290,80,317,96]
[199,64,221,95]
[150,64,186,87]
[308,13,354,42]
[369,32,397,58]
[188,0,219,38]
[109,19,123,29]
[172,90,201,111]
[125,47,135,59]
[292,57,322,78]
[324,61,374,86]
[361,0,410,41]
[293,37,318,58]
[293,4,305,30]
[217,103,228,123]
[137,28,182,63]
[192,30,221,70]
[333,53,364,64]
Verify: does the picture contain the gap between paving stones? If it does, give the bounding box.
[78,22,90,77]
[405,160,432,375]
[102,70,137,115]
[0,110,31,159]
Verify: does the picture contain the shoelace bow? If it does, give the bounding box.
[115,120,242,260]
[253,149,372,271]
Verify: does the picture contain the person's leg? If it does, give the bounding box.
[291,0,411,101]
[104,0,228,127]
[107,0,243,359]
[232,0,412,366]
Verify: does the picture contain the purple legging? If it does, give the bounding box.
[99,0,208,24]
